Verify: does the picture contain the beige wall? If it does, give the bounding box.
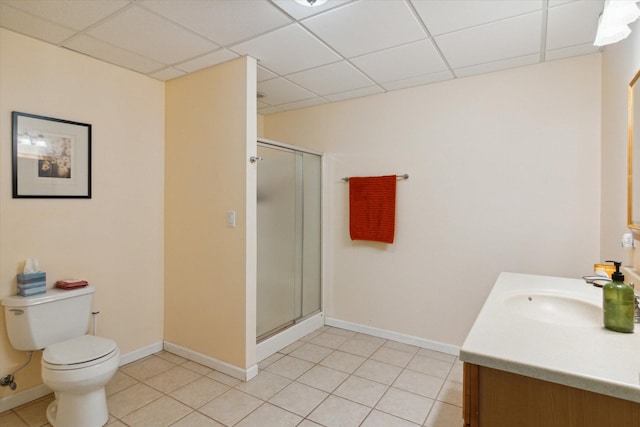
[164,56,257,370]
[0,29,165,398]
[264,54,602,347]
[600,20,640,266]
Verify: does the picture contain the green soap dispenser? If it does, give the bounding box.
[603,260,635,333]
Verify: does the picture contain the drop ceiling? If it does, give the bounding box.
[0,0,604,115]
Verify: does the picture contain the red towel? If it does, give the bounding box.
[349,175,397,244]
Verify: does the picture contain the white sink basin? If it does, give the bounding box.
[503,291,601,327]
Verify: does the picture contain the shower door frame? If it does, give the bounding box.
[255,137,324,351]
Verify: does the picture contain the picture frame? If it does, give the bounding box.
[12,112,91,198]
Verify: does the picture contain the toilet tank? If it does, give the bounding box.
[2,285,94,351]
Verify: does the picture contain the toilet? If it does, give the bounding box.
[2,285,119,427]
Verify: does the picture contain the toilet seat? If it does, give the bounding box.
[43,335,117,370]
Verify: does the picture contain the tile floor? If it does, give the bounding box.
[1,326,463,427]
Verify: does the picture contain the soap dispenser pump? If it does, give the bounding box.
[603,260,635,333]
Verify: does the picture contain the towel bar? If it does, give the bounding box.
[341,174,409,182]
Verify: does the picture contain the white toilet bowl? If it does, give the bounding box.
[41,335,119,427]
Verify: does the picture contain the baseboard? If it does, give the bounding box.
[0,383,52,414]
[163,341,258,382]
[119,341,164,366]
[256,312,324,362]
[324,317,460,356]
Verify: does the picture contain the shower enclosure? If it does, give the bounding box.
[256,139,322,342]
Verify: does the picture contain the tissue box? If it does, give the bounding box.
[17,272,46,296]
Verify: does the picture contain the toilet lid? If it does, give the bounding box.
[43,335,117,365]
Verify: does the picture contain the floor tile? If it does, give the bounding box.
[198,389,262,426]
[338,336,384,357]
[353,359,403,385]
[106,371,138,396]
[269,381,328,417]
[375,387,433,424]
[447,363,463,383]
[121,356,177,381]
[169,377,229,408]
[308,395,371,427]
[145,365,202,394]
[361,409,422,427]
[333,376,388,407]
[393,369,444,399]
[3,328,463,427]
[436,380,463,407]
[370,347,414,367]
[235,370,291,400]
[418,348,457,363]
[156,351,189,365]
[383,340,420,355]
[206,370,242,387]
[234,403,302,427]
[297,365,349,393]
[13,396,53,427]
[0,411,28,427]
[424,401,463,427]
[170,411,224,426]
[120,395,191,426]
[322,326,357,337]
[406,355,453,379]
[265,355,314,379]
[290,342,334,363]
[258,352,284,369]
[107,382,163,419]
[310,331,350,349]
[320,350,366,373]
[182,360,214,376]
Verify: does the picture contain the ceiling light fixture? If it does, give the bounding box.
[294,0,329,7]
[594,0,640,46]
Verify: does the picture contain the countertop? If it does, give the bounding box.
[459,272,640,403]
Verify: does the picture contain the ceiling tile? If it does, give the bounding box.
[86,5,218,65]
[411,0,543,36]
[272,0,352,20]
[0,3,75,44]
[142,0,292,46]
[303,0,426,58]
[350,39,447,83]
[175,49,239,73]
[324,85,385,102]
[257,77,316,105]
[63,34,165,73]
[258,66,278,82]
[286,61,373,95]
[1,0,131,31]
[454,54,539,78]
[381,70,453,91]
[231,24,341,75]
[545,42,600,61]
[150,67,186,81]
[258,105,285,115]
[435,11,542,69]
[546,0,603,51]
[279,97,329,111]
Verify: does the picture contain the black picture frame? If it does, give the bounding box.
[12,112,91,198]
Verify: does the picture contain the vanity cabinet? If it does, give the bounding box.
[463,363,640,427]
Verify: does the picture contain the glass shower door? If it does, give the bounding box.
[256,145,300,339]
[256,143,322,341]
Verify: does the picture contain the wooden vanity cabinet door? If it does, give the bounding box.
[463,363,479,427]
[463,362,640,427]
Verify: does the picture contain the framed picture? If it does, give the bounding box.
[12,112,91,198]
